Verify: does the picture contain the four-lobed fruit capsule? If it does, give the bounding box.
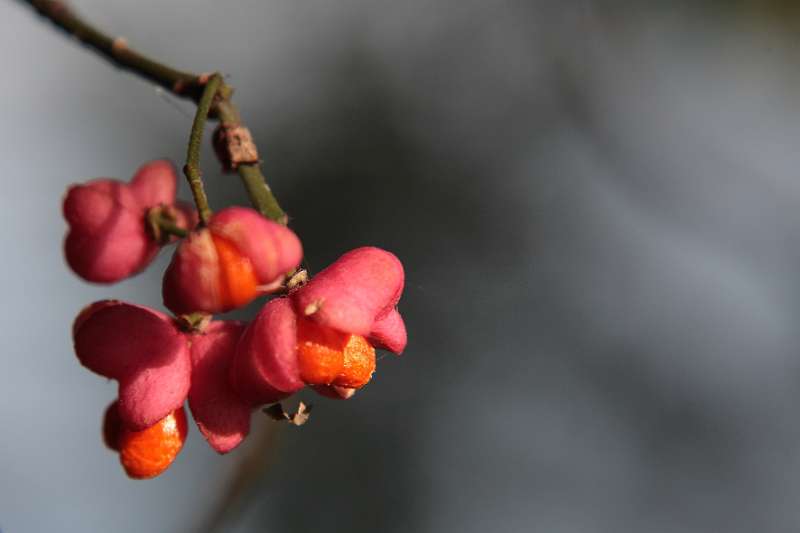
[63,160,196,283]
[162,206,303,315]
[230,247,407,405]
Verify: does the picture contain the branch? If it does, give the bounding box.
[215,101,287,223]
[23,0,202,99]
[21,0,289,224]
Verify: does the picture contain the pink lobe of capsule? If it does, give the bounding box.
[73,301,191,431]
[188,321,252,454]
[291,246,404,336]
[229,298,304,406]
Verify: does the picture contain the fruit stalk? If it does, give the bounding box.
[184,74,222,225]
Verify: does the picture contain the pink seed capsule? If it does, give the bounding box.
[162,207,303,315]
[128,160,178,209]
[291,247,404,336]
[188,321,252,454]
[73,301,191,431]
[368,308,407,355]
[63,160,189,283]
[229,297,304,406]
[63,179,157,283]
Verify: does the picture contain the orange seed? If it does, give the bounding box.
[118,406,188,479]
[334,334,376,388]
[211,234,259,309]
[296,318,346,385]
[295,318,376,389]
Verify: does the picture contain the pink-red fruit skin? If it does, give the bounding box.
[291,246,407,354]
[163,207,303,315]
[63,160,188,283]
[230,298,305,406]
[64,180,156,283]
[208,207,302,286]
[128,160,177,208]
[188,321,252,454]
[368,308,407,355]
[228,248,408,406]
[73,300,191,431]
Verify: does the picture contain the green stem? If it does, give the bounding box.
[185,73,222,225]
[156,216,189,239]
[237,166,287,224]
[158,219,189,239]
[216,101,287,224]
[146,207,189,242]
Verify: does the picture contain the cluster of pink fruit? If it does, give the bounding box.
[64,160,406,478]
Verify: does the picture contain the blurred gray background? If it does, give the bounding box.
[4,0,800,531]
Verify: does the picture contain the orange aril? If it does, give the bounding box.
[295,318,376,388]
[118,406,188,479]
[211,233,259,309]
[334,334,376,388]
[296,318,345,385]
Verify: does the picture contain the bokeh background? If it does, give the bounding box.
[4,0,800,531]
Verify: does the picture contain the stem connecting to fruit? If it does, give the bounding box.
[185,74,222,225]
[216,101,287,224]
[21,0,289,224]
[146,207,189,243]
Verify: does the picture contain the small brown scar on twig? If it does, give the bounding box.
[172,79,187,94]
[212,125,259,172]
[111,37,128,55]
[50,1,68,17]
